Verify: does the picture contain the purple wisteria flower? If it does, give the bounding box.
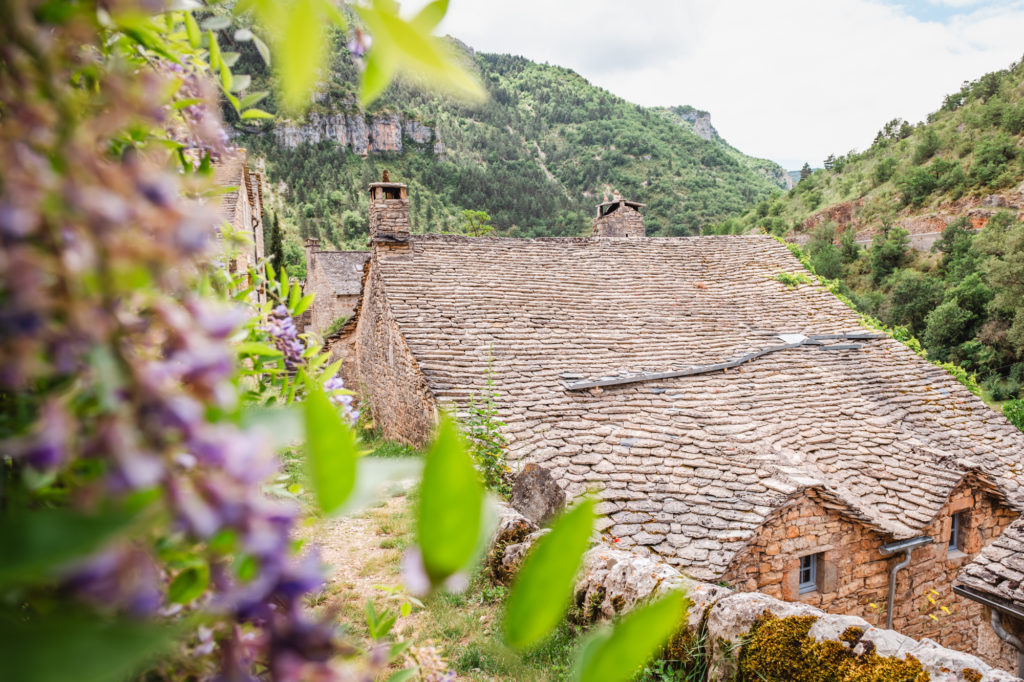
[264,305,305,370]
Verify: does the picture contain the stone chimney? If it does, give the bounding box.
[592,192,645,237]
[304,236,320,268]
[368,170,410,245]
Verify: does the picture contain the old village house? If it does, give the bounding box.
[327,176,1024,669]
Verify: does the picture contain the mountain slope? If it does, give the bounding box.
[714,58,1024,401]
[233,37,788,253]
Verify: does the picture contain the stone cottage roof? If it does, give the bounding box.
[958,516,1024,614]
[314,251,369,296]
[352,233,1024,580]
[212,150,248,227]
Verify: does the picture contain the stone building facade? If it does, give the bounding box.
[334,186,1024,669]
[303,238,368,334]
[213,149,265,282]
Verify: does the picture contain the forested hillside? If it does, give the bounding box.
[716,58,1024,401]
[232,35,788,260]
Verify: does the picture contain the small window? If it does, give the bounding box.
[950,512,965,551]
[799,554,819,594]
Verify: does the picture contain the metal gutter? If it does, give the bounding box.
[954,583,1024,676]
[879,536,933,630]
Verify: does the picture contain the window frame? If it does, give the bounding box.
[798,553,819,594]
[949,512,964,552]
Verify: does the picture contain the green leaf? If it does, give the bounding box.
[386,669,416,682]
[293,292,315,317]
[574,591,686,682]
[168,562,210,604]
[239,90,270,109]
[221,51,241,68]
[240,108,274,120]
[0,508,138,588]
[172,97,203,110]
[411,0,448,32]
[304,380,359,514]
[253,34,271,66]
[358,48,398,108]
[219,61,233,92]
[236,341,283,357]
[184,11,201,48]
[201,15,232,31]
[230,74,251,93]
[356,0,484,107]
[503,499,595,649]
[278,0,328,114]
[207,30,221,70]
[0,611,176,682]
[417,416,483,583]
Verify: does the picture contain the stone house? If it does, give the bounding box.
[957,517,1024,674]
[212,149,265,279]
[303,237,369,334]
[333,179,1024,668]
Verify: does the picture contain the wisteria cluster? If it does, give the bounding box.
[407,645,455,682]
[0,3,344,679]
[263,303,358,425]
[159,59,230,161]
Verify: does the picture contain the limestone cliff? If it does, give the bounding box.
[274,109,435,156]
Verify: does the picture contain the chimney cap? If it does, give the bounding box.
[597,198,645,210]
[368,181,408,189]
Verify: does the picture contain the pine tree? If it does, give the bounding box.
[823,154,835,171]
[800,162,812,181]
[268,211,285,269]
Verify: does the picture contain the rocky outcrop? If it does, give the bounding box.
[274,110,436,156]
[509,464,566,525]
[487,504,1020,682]
[797,181,1024,249]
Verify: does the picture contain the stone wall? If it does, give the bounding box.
[490,504,1020,682]
[351,262,436,446]
[592,203,645,237]
[722,481,1019,669]
[369,195,410,241]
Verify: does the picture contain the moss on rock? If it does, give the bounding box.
[738,612,930,682]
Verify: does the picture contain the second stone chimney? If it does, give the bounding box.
[368,170,410,244]
[592,192,645,237]
[304,237,320,272]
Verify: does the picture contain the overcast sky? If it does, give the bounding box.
[439,0,1024,170]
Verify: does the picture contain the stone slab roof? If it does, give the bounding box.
[316,251,369,296]
[959,516,1024,612]
[212,150,247,226]
[363,233,1024,580]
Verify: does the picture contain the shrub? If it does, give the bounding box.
[869,226,910,283]
[888,270,944,336]
[897,166,938,207]
[873,158,898,185]
[1005,398,1024,431]
[969,133,1018,188]
[983,375,1022,402]
[924,300,975,353]
[912,128,940,165]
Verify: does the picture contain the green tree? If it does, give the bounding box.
[267,211,285,268]
[912,127,940,165]
[888,270,944,336]
[869,225,910,283]
[799,162,812,182]
[459,209,494,236]
[924,300,975,355]
[873,158,898,185]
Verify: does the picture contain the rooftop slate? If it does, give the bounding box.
[360,233,1024,580]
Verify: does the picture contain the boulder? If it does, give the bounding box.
[509,463,566,525]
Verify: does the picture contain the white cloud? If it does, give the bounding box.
[439,0,1024,169]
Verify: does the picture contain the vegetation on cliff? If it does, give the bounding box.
[234,35,788,254]
[714,58,1024,402]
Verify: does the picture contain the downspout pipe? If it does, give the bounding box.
[953,584,1024,677]
[879,536,934,630]
[990,608,1024,677]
